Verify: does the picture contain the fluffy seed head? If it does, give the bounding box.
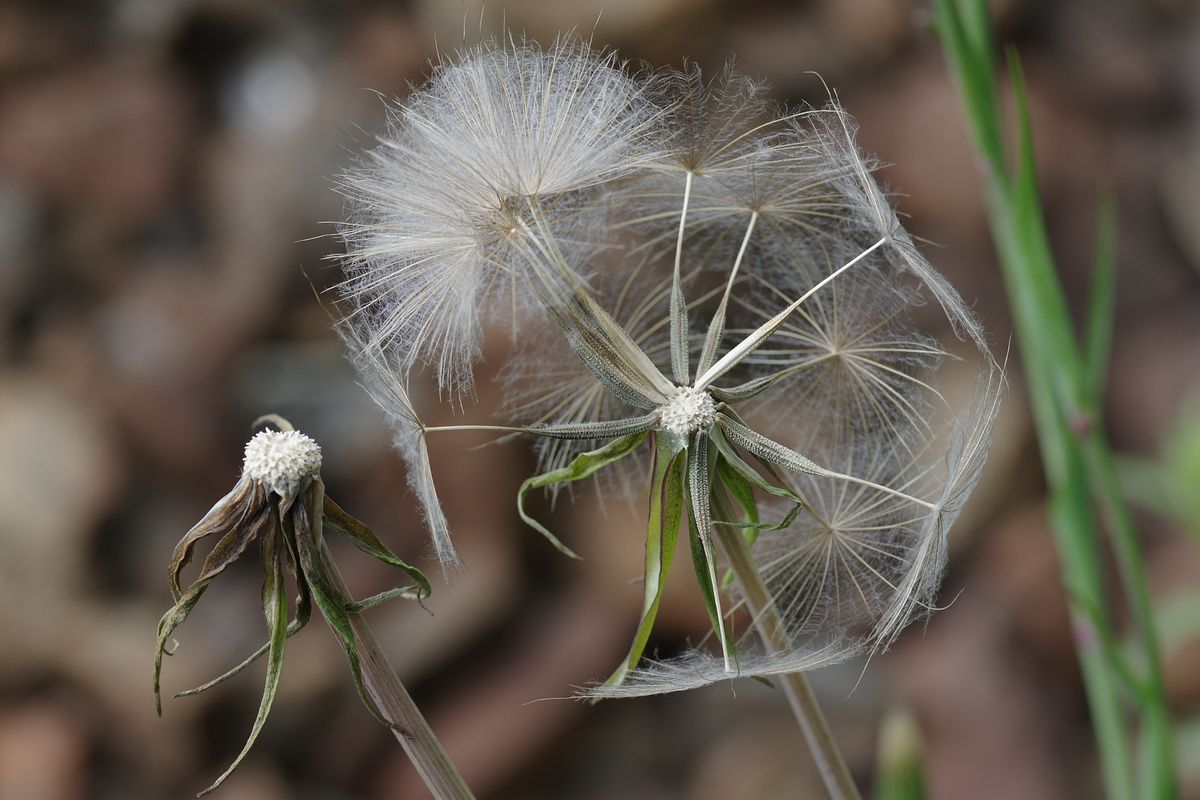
[659,386,716,437]
[334,38,1001,697]
[336,36,662,396]
[243,430,322,496]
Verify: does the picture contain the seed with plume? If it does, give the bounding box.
[336,37,663,396]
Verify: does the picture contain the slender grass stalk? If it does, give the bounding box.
[934,1,1175,796]
[318,538,475,800]
[713,492,861,800]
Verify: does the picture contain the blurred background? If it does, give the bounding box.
[2,0,1200,798]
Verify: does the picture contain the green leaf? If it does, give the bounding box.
[599,435,686,693]
[154,584,208,716]
[686,509,724,647]
[196,511,267,581]
[517,431,649,558]
[712,453,798,532]
[175,523,312,699]
[711,499,800,535]
[323,491,431,600]
[196,520,290,796]
[709,449,798,590]
[1083,192,1117,408]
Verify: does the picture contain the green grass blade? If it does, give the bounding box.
[1084,193,1118,407]
[932,0,1005,175]
[874,710,927,800]
[935,2,1177,796]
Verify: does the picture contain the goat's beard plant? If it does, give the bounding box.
[336,33,999,772]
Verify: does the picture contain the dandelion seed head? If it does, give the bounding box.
[333,38,1002,690]
[243,429,322,497]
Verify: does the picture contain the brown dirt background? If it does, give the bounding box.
[2,1,1199,798]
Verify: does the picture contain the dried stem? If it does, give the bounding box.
[712,513,861,800]
[318,538,475,800]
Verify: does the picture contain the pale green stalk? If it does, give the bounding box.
[712,491,862,800]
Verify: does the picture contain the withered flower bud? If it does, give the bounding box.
[154,416,430,796]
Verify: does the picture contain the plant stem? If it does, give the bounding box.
[319,539,475,800]
[713,515,861,800]
[989,214,1136,799]
[1081,434,1173,800]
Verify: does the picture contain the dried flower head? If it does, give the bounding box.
[154,417,430,796]
[336,38,1001,699]
[242,429,323,496]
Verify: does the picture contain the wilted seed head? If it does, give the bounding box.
[242,429,322,497]
[155,419,430,796]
